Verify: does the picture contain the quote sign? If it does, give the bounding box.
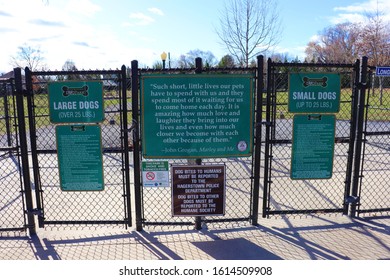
[141,74,254,158]
[288,73,341,113]
[171,165,225,216]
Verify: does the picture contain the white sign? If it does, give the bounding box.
[142,161,169,187]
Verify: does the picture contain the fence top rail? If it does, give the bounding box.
[270,61,356,68]
[138,66,257,73]
[27,68,124,76]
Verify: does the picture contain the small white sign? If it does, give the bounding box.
[142,161,169,187]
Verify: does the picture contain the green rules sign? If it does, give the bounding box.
[288,73,341,113]
[56,125,104,191]
[48,81,104,123]
[291,114,336,180]
[141,74,254,158]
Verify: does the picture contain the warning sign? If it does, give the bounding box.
[142,161,169,187]
[171,165,226,216]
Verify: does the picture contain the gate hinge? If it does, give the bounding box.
[262,121,272,126]
[357,82,368,90]
[25,208,43,216]
[345,196,360,204]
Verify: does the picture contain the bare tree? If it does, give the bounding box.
[359,11,390,104]
[10,44,46,71]
[216,0,282,67]
[177,49,218,68]
[304,22,361,63]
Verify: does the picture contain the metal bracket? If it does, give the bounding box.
[25,208,43,216]
[345,196,360,204]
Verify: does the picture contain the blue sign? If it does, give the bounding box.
[376,67,390,76]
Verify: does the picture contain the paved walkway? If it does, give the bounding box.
[1,215,389,260]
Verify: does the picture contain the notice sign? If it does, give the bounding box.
[56,125,104,191]
[141,74,254,158]
[291,114,335,180]
[172,165,226,216]
[48,81,104,123]
[288,73,340,113]
[142,161,169,187]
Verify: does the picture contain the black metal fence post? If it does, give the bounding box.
[131,60,143,231]
[25,67,44,227]
[350,56,368,217]
[121,65,132,227]
[262,58,273,218]
[14,67,36,235]
[251,55,264,225]
[3,85,12,147]
[194,57,203,230]
[344,59,361,215]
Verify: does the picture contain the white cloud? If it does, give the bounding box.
[332,0,390,23]
[65,0,102,17]
[148,7,164,16]
[128,12,155,26]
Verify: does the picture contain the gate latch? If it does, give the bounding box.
[345,196,360,204]
[25,208,43,216]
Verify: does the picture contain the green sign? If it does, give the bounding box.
[291,114,335,180]
[48,81,104,123]
[141,74,254,158]
[56,125,104,191]
[288,73,341,113]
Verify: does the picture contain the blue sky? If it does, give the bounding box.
[1,0,390,73]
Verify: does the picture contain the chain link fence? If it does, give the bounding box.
[137,66,259,229]
[357,69,390,216]
[262,62,358,217]
[0,79,26,232]
[25,68,132,228]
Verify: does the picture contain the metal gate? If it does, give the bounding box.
[354,59,390,217]
[24,66,133,228]
[130,58,263,230]
[0,70,36,233]
[0,75,26,232]
[262,59,360,217]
